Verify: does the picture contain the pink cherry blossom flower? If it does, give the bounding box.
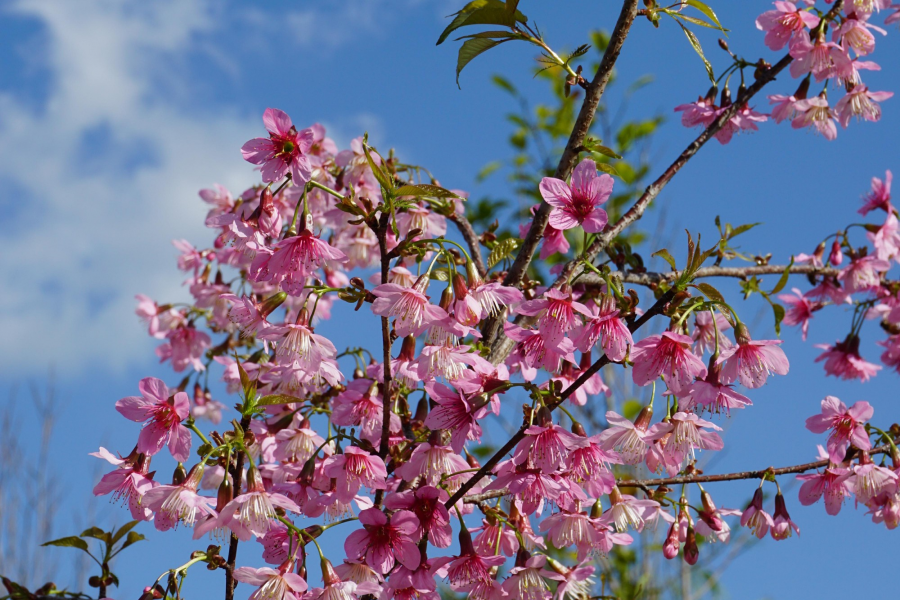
[778,287,820,340]
[791,94,838,140]
[323,446,387,503]
[90,447,156,520]
[233,565,308,600]
[836,17,885,57]
[797,459,852,515]
[835,85,893,127]
[879,334,900,373]
[631,331,707,394]
[601,487,669,533]
[446,527,506,589]
[384,487,452,548]
[690,311,733,355]
[805,396,873,463]
[597,409,672,465]
[142,464,216,531]
[396,204,446,239]
[424,381,489,452]
[156,324,211,373]
[539,511,605,561]
[472,518,519,557]
[135,294,184,339]
[789,30,850,80]
[815,335,882,381]
[680,373,753,415]
[306,560,361,600]
[241,108,315,184]
[199,183,234,220]
[541,558,596,600]
[859,169,893,215]
[770,493,800,540]
[416,343,493,382]
[566,430,618,495]
[539,158,613,233]
[572,296,633,361]
[717,324,790,389]
[218,466,301,540]
[500,554,551,600]
[887,4,900,26]
[515,289,592,350]
[505,323,577,377]
[344,508,421,575]
[254,230,348,296]
[666,411,724,465]
[756,2,820,50]
[767,94,800,123]
[849,460,900,505]
[674,97,718,128]
[807,276,851,304]
[741,488,774,539]
[115,377,192,462]
[514,414,584,473]
[396,438,470,486]
[372,276,444,337]
[868,212,900,261]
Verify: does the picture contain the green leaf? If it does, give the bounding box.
[80,527,111,544]
[491,74,517,95]
[119,531,146,551]
[672,13,725,30]
[488,237,520,269]
[457,37,511,87]
[393,184,461,199]
[583,137,622,159]
[769,258,795,295]
[772,303,786,335]
[695,282,724,304]
[361,139,394,195]
[684,0,726,32]
[675,20,715,84]
[728,222,761,239]
[596,162,620,177]
[652,249,678,271]
[437,0,526,45]
[256,394,305,406]
[476,161,502,182]
[505,0,520,13]
[111,521,139,546]
[471,444,496,459]
[42,536,90,552]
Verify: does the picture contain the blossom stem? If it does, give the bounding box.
[152,553,208,591]
[308,180,345,200]
[185,420,211,446]
[287,182,309,237]
[412,238,472,264]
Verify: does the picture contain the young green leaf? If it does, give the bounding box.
[119,531,146,551]
[695,282,725,303]
[769,258,795,295]
[393,184,461,199]
[110,521,140,546]
[256,394,306,407]
[457,37,511,87]
[362,141,395,195]
[675,21,715,84]
[42,536,90,553]
[583,137,622,159]
[684,0,727,33]
[488,237,520,269]
[80,527,111,543]
[772,302,786,335]
[596,162,620,177]
[728,222,762,239]
[652,248,678,271]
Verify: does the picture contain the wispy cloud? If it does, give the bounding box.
[0,0,404,375]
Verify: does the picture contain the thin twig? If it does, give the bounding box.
[449,213,487,277]
[580,263,841,287]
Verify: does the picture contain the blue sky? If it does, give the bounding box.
[1,1,899,598]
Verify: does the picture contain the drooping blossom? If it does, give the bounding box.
[115,377,192,462]
[322,446,387,503]
[384,487,453,548]
[690,311,733,355]
[572,296,633,361]
[218,465,301,540]
[815,335,882,381]
[601,487,670,533]
[344,508,421,574]
[396,436,470,486]
[791,94,838,140]
[778,287,819,340]
[741,487,774,539]
[372,276,444,337]
[631,331,707,394]
[789,31,850,81]
[241,108,315,184]
[233,564,308,600]
[142,464,216,531]
[253,229,348,296]
[858,169,893,215]
[717,324,790,389]
[674,96,718,128]
[513,410,584,473]
[836,85,893,127]
[541,556,596,600]
[514,289,592,350]
[424,382,489,452]
[847,456,900,505]
[805,396,873,463]
[756,2,820,50]
[768,94,800,123]
[500,554,551,600]
[505,322,577,378]
[664,411,724,466]
[796,450,852,515]
[597,409,673,466]
[90,447,156,520]
[446,526,506,589]
[680,371,753,415]
[538,158,613,233]
[770,493,800,540]
[156,324,211,373]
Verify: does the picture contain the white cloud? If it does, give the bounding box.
[0,0,405,375]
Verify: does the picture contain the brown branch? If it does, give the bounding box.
[480,0,640,346]
[224,415,251,600]
[376,212,393,463]
[444,287,675,510]
[449,213,487,277]
[580,263,841,287]
[465,443,892,503]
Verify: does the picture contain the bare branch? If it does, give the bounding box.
[581,263,841,287]
[449,213,487,277]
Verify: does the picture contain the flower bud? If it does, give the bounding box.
[260,292,288,318]
[734,322,751,345]
[683,526,699,565]
[465,260,482,287]
[216,474,233,511]
[794,77,811,101]
[829,238,844,266]
[634,406,653,432]
[663,523,680,560]
[171,463,187,485]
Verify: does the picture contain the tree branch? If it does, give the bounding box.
[481,0,640,345]
[465,443,892,504]
[224,415,251,600]
[444,287,675,510]
[449,213,487,277]
[580,263,840,287]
